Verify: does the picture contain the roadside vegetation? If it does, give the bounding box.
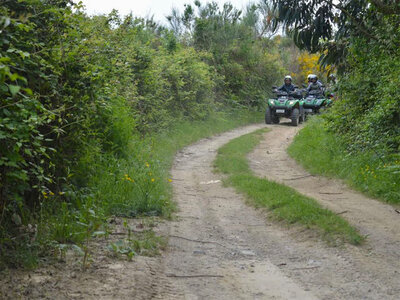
[3,0,396,270]
[0,0,283,268]
[214,129,363,245]
[289,118,400,205]
[272,0,400,204]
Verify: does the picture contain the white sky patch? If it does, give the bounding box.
[78,0,253,24]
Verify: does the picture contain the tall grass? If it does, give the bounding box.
[288,117,400,204]
[214,128,363,245]
[88,109,264,218]
[4,109,262,269]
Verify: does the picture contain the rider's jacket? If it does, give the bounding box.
[278,83,295,93]
[307,81,324,93]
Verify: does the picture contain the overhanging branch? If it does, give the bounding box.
[323,0,379,41]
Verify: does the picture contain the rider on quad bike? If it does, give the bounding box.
[278,75,296,93]
[302,74,332,116]
[265,76,305,126]
[307,74,324,94]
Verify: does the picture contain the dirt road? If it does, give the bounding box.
[159,122,400,299]
[2,123,399,299]
[161,124,317,299]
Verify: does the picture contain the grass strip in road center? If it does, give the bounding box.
[214,128,363,245]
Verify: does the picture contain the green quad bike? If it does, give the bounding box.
[265,89,305,126]
[303,89,333,118]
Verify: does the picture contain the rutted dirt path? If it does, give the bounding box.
[156,126,400,299]
[248,123,400,298]
[161,124,317,299]
[2,123,399,299]
[249,124,400,253]
[159,123,399,299]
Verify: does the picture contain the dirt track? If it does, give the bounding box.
[160,122,400,299]
[1,123,399,299]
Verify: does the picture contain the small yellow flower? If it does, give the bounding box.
[146,162,150,168]
[168,179,172,182]
[49,191,55,196]
[151,178,155,182]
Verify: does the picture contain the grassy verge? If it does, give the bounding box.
[3,109,263,269]
[89,109,264,218]
[214,128,363,245]
[288,117,400,205]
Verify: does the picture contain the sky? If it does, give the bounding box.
[79,0,253,24]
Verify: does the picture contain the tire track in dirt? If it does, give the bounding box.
[161,124,318,299]
[158,123,399,299]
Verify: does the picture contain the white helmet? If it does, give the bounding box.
[284,75,292,81]
[309,74,318,80]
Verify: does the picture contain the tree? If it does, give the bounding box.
[269,0,400,70]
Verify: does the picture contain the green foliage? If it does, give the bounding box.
[215,128,363,245]
[272,0,400,203]
[271,0,400,69]
[288,118,400,204]
[168,2,287,107]
[88,109,263,219]
[108,220,166,260]
[325,43,400,156]
[319,20,400,197]
[0,0,284,268]
[0,0,92,267]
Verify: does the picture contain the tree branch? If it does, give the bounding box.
[368,0,400,15]
[323,0,379,41]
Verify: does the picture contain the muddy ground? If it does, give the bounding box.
[1,122,399,299]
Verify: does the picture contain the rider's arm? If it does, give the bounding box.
[318,82,325,93]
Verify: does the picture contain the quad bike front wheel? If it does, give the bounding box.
[291,108,299,126]
[299,107,305,123]
[265,106,272,124]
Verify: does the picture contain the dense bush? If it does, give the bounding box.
[273,0,400,203]
[326,43,400,157]
[322,9,400,180]
[168,2,287,107]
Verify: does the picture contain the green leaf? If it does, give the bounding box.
[22,88,33,95]
[9,85,21,97]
